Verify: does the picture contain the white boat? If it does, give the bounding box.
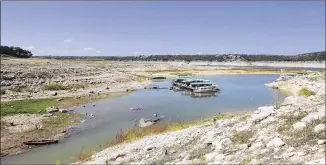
[276,74,296,81]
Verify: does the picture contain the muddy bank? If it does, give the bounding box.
[1,112,82,157]
[77,71,325,165]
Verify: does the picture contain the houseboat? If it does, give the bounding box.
[189,82,219,93]
[171,76,194,86]
[178,79,211,88]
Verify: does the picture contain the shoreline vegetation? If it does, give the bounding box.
[0,57,325,161]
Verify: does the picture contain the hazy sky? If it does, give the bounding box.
[2,1,325,56]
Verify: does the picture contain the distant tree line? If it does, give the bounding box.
[38,51,326,62]
[0,45,33,58]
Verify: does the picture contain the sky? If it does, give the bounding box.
[1,1,325,56]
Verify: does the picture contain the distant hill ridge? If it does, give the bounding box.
[36,51,326,62]
[1,45,324,61]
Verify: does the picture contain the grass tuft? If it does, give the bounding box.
[298,88,316,97]
[213,113,235,121]
[231,130,255,144]
[241,157,251,164]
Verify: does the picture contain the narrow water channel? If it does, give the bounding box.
[1,74,287,164]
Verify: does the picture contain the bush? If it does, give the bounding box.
[298,88,316,97]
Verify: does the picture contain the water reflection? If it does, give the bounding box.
[181,90,218,98]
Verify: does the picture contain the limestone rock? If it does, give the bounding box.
[314,124,325,133]
[267,137,285,149]
[293,121,307,131]
[251,106,274,123]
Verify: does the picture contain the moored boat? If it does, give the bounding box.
[276,74,297,81]
[23,140,59,145]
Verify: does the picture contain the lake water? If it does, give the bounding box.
[1,74,287,164]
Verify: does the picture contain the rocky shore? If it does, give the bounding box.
[1,58,324,161]
[78,72,325,165]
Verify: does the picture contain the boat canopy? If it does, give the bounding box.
[190,82,214,85]
[182,78,206,82]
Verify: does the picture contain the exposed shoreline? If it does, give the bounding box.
[0,58,324,160]
[77,71,325,165]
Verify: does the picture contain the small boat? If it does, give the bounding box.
[151,76,166,80]
[23,140,58,145]
[1,152,8,157]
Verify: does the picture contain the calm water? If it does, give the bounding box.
[1,74,286,164]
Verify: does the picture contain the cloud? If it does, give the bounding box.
[21,45,35,51]
[83,47,101,53]
[63,39,72,43]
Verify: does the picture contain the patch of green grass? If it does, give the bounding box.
[43,83,88,91]
[241,157,251,164]
[309,77,318,81]
[131,74,148,82]
[298,88,316,97]
[231,130,255,144]
[212,113,235,121]
[200,155,207,165]
[1,98,58,116]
